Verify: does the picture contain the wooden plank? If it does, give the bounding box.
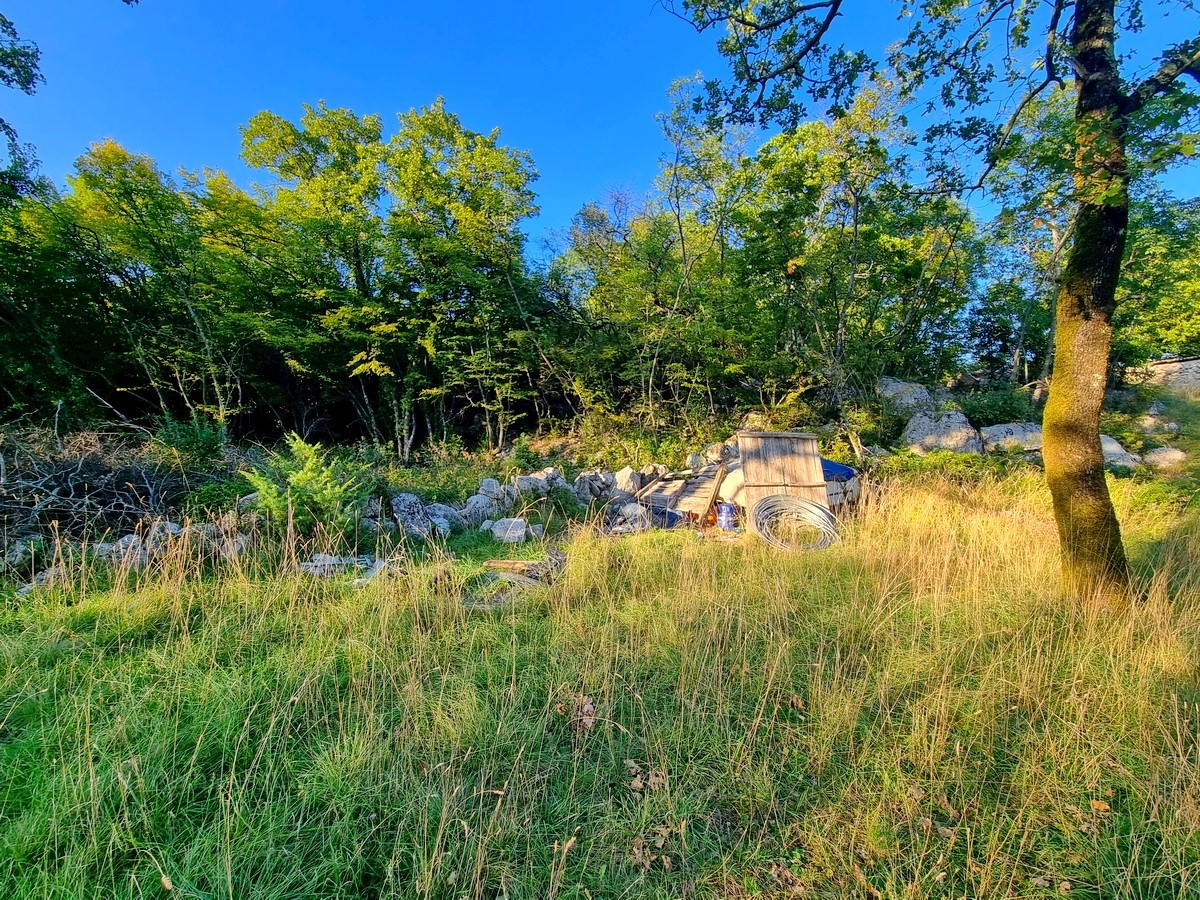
[673,471,722,515]
[694,463,727,525]
[738,431,828,510]
[633,472,665,501]
[644,477,688,510]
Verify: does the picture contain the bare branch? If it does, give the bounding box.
[1044,0,1069,89]
[1121,36,1200,115]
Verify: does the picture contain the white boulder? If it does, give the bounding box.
[614,465,643,495]
[512,473,550,498]
[462,494,499,525]
[981,422,1043,452]
[1100,435,1141,467]
[902,411,983,455]
[1144,447,1186,471]
[425,502,467,536]
[390,493,433,541]
[490,517,528,543]
[479,478,505,500]
[878,377,934,415]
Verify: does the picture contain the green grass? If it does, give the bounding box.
[3,403,1200,898]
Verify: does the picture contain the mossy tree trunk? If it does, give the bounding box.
[1042,0,1131,603]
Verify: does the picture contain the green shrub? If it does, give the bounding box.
[510,437,544,472]
[182,473,252,516]
[870,449,1033,482]
[152,416,226,465]
[843,400,907,447]
[958,389,1036,428]
[241,434,366,533]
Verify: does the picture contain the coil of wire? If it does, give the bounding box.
[748,495,840,551]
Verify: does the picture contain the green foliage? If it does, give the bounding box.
[152,416,226,466]
[958,389,1036,428]
[843,399,908,447]
[241,434,366,533]
[870,449,1032,482]
[1115,193,1200,365]
[509,436,544,472]
[181,473,251,516]
[4,468,1200,897]
[383,453,502,506]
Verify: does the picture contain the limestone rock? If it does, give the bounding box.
[362,496,397,533]
[390,493,433,541]
[981,422,1043,453]
[479,478,505,500]
[512,473,550,499]
[614,465,643,495]
[1144,447,1186,471]
[3,537,40,574]
[878,377,934,415]
[902,411,983,454]
[703,442,736,464]
[425,502,467,536]
[1139,411,1180,434]
[490,517,528,543]
[528,523,545,540]
[540,467,570,491]
[462,494,498,525]
[572,471,609,505]
[17,565,66,597]
[1100,435,1141,468]
[1146,357,1200,392]
[301,553,374,577]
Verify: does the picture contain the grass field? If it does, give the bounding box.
[2,398,1199,899]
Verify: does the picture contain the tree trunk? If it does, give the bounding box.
[1041,0,1131,604]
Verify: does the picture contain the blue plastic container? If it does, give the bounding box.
[715,501,738,531]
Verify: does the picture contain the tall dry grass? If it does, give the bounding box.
[1,465,1198,898]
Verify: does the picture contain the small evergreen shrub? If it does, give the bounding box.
[958,389,1035,428]
[153,416,226,465]
[182,473,252,515]
[510,437,544,472]
[242,434,366,533]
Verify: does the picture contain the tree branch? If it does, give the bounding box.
[1120,36,1200,115]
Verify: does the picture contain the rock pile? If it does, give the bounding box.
[12,515,254,596]
[880,377,1155,468]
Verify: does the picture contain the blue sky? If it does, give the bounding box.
[6,0,732,257]
[7,0,1199,259]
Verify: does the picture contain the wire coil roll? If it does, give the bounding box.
[749,495,840,551]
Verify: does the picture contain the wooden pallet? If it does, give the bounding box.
[642,464,728,520]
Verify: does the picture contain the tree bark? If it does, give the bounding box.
[1041,0,1130,604]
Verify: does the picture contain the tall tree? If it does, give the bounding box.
[673,0,1200,603]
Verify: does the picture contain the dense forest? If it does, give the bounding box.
[2,81,1196,455]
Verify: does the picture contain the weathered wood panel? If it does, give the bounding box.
[737,431,828,510]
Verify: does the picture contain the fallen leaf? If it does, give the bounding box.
[573,694,597,731]
[1090,799,1111,814]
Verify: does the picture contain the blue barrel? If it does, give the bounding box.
[715,501,738,530]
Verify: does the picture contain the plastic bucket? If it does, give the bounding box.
[715,501,738,531]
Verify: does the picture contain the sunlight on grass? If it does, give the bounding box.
[2,461,1199,897]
